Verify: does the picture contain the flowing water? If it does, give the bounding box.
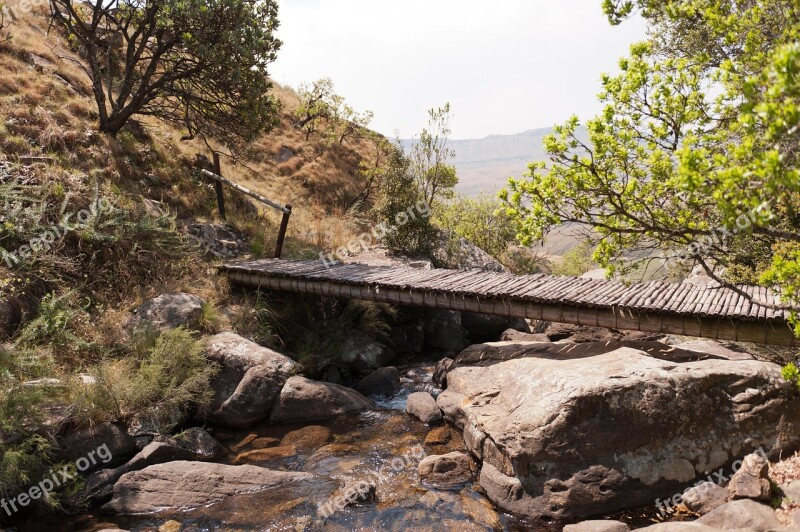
[18,362,667,531]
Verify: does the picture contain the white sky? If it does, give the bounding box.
[271,0,647,139]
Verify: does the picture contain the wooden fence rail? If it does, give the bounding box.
[202,153,292,258]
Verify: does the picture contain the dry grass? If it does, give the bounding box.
[0,7,380,347]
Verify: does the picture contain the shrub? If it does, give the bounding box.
[552,242,597,277]
[78,327,218,426]
[435,194,518,262]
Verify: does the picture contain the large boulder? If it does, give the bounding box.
[695,499,782,529]
[58,422,139,471]
[85,428,223,502]
[681,481,729,515]
[134,293,204,329]
[355,366,401,397]
[205,332,298,428]
[270,376,373,423]
[103,461,331,514]
[424,310,467,352]
[443,345,800,525]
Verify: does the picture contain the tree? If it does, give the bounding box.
[294,78,372,144]
[410,103,458,207]
[49,0,282,146]
[435,194,517,261]
[502,0,800,330]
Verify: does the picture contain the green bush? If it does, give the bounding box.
[78,327,218,426]
[552,242,597,277]
[435,194,518,263]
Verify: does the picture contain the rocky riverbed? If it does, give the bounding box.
[8,292,800,531]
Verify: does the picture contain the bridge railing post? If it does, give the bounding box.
[274,204,292,258]
[212,153,226,221]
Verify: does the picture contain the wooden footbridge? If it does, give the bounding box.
[222,259,797,347]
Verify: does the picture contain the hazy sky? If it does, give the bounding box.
[271,0,647,139]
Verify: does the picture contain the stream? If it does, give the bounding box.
[19,361,668,531]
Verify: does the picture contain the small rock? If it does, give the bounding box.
[418,451,472,490]
[281,425,332,450]
[340,479,376,505]
[355,366,401,397]
[270,376,373,423]
[424,426,453,446]
[499,329,550,342]
[134,293,204,330]
[168,427,224,460]
[728,451,771,501]
[681,481,729,515]
[232,433,259,451]
[251,437,280,449]
[636,522,716,531]
[460,493,503,530]
[234,445,298,464]
[696,499,781,530]
[563,520,630,532]
[158,521,182,532]
[406,392,442,425]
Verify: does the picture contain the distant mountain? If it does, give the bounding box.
[402,127,588,196]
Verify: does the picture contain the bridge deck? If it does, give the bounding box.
[222,259,796,346]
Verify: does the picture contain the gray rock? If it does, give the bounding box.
[682,481,729,515]
[781,479,800,503]
[206,332,298,428]
[355,367,401,397]
[270,376,373,423]
[341,332,395,370]
[86,428,223,502]
[461,312,529,343]
[445,346,800,523]
[58,423,138,471]
[728,451,771,501]
[436,389,467,429]
[424,310,467,352]
[696,499,782,529]
[418,452,473,490]
[499,329,550,342]
[636,524,717,531]
[340,479,376,505]
[406,391,442,425]
[103,461,331,514]
[563,520,630,532]
[134,293,204,329]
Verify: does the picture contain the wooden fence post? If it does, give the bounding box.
[212,153,226,221]
[274,204,292,258]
